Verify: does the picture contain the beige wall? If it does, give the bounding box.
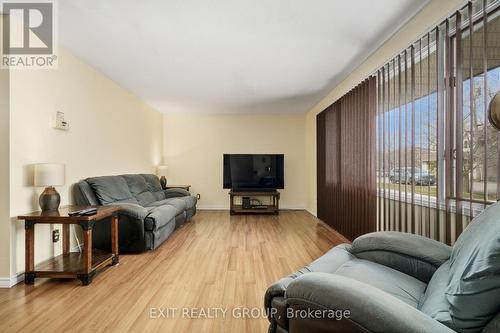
[1,0,467,281]
[163,113,307,209]
[8,47,163,276]
[305,0,466,215]
[0,15,11,279]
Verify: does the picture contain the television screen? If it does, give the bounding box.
[223,154,284,190]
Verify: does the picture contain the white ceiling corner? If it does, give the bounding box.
[59,0,429,114]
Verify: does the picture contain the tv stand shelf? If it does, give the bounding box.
[229,190,280,215]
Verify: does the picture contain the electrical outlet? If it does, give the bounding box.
[197,193,201,200]
[52,229,60,243]
[54,111,70,130]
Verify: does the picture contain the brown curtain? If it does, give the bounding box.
[317,77,377,240]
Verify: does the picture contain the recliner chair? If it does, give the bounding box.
[265,202,500,333]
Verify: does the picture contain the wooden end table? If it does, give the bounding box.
[18,205,120,286]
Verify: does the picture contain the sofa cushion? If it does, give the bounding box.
[122,174,156,206]
[74,181,100,206]
[446,202,500,332]
[164,188,190,198]
[177,195,197,210]
[141,174,166,201]
[152,196,197,210]
[146,198,185,211]
[145,218,177,250]
[351,231,451,283]
[144,205,178,231]
[165,198,187,213]
[335,258,427,308]
[307,244,356,274]
[419,261,453,329]
[147,199,170,207]
[86,176,137,205]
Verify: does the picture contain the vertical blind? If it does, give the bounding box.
[317,77,377,240]
[377,0,500,244]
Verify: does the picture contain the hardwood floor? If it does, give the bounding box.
[0,210,345,333]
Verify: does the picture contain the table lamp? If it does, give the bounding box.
[157,165,168,189]
[34,163,65,211]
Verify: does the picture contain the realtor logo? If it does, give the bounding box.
[1,0,58,68]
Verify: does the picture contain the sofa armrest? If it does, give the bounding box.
[109,203,148,252]
[163,188,190,198]
[285,273,455,333]
[265,277,294,314]
[350,231,451,282]
[265,268,313,331]
[116,203,149,220]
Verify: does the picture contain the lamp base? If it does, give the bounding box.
[39,186,61,212]
[160,176,167,189]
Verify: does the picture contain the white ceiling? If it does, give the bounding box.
[59,0,428,113]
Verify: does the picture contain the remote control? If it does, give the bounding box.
[68,208,98,216]
[81,209,97,216]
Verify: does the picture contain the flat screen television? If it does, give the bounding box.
[223,154,284,190]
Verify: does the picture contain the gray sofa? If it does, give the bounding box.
[265,202,500,333]
[73,174,197,252]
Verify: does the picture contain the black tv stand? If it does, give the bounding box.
[229,190,280,215]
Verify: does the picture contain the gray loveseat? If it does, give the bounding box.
[265,202,500,333]
[74,174,197,252]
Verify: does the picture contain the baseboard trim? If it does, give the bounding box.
[0,273,24,288]
[2,245,82,288]
[305,208,317,217]
[0,277,11,288]
[197,206,307,211]
[10,273,24,287]
[197,206,229,210]
[304,211,351,244]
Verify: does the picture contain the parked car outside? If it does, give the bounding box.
[389,167,436,185]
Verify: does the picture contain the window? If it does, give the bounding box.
[377,0,500,244]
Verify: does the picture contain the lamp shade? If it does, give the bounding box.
[34,163,65,187]
[157,165,168,177]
